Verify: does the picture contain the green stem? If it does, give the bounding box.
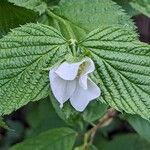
[70,43,77,56]
[46,9,76,40]
[84,108,117,145]
[83,132,90,150]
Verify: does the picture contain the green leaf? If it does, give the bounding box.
[8,0,47,15]
[0,23,67,116]
[81,26,150,120]
[130,0,150,17]
[0,0,37,37]
[95,134,150,150]
[125,114,150,142]
[10,128,77,150]
[50,0,136,40]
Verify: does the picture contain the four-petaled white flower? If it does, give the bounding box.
[49,57,101,112]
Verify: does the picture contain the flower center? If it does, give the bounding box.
[77,62,88,77]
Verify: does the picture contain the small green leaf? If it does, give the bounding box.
[125,114,150,142]
[0,23,67,116]
[81,26,150,120]
[0,0,37,37]
[10,128,77,150]
[8,0,47,15]
[130,0,150,17]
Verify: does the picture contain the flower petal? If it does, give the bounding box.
[79,75,88,89]
[55,61,82,80]
[49,67,76,108]
[70,78,101,111]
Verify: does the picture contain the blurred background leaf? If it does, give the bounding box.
[50,93,82,127]
[26,98,66,138]
[130,0,150,17]
[50,0,137,40]
[10,128,77,150]
[94,134,150,150]
[0,120,24,150]
[0,0,37,37]
[51,92,108,129]
[125,114,150,142]
[74,145,98,150]
[113,0,140,16]
[8,0,47,15]
[82,101,108,123]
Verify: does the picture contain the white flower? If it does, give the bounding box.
[49,57,101,112]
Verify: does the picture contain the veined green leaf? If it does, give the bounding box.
[0,23,67,116]
[10,128,76,150]
[0,0,36,37]
[130,0,150,17]
[8,0,47,15]
[50,0,136,40]
[81,26,150,120]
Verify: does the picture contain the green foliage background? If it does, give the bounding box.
[0,0,150,150]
